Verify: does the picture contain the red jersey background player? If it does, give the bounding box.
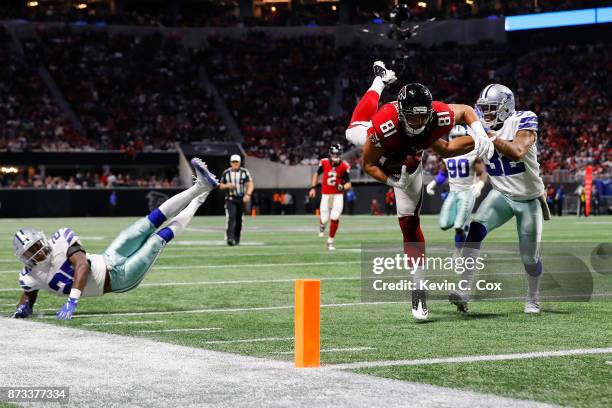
[345,61,494,321]
[309,144,351,250]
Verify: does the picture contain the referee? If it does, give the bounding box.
[219,154,255,246]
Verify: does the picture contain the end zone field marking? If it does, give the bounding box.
[137,328,222,333]
[273,347,376,355]
[203,337,293,344]
[83,320,166,326]
[38,301,409,319]
[151,261,363,270]
[326,347,612,370]
[140,276,359,287]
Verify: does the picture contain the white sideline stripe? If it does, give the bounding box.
[203,337,293,345]
[137,328,222,333]
[327,347,612,370]
[272,347,376,355]
[0,260,361,275]
[140,276,359,287]
[0,318,566,408]
[38,301,407,319]
[151,261,363,270]
[83,320,166,326]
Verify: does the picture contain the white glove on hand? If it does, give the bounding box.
[386,165,417,192]
[426,180,437,196]
[469,121,495,161]
[472,180,485,198]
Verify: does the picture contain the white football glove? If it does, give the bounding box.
[469,121,495,161]
[386,165,418,192]
[471,180,485,198]
[426,180,437,196]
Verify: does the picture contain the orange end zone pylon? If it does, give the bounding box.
[294,279,320,368]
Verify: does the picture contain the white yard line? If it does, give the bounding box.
[0,318,559,408]
[327,348,612,370]
[137,327,222,333]
[139,276,359,287]
[37,301,408,319]
[150,261,363,270]
[82,320,166,326]
[272,347,376,355]
[203,337,294,345]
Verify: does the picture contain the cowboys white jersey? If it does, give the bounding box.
[486,111,545,200]
[443,149,479,192]
[18,228,107,297]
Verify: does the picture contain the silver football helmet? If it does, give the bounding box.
[13,228,52,268]
[476,84,515,130]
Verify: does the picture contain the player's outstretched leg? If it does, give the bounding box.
[110,193,209,293]
[345,61,396,146]
[449,190,513,312]
[104,158,218,270]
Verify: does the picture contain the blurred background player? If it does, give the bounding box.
[450,84,549,315]
[219,155,255,246]
[426,124,488,256]
[309,144,351,250]
[12,158,218,320]
[350,60,494,321]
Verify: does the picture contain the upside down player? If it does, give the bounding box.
[426,124,488,257]
[11,158,218,320]
[309,144,352,250]
[345,61,494,321]
[449,84,550,315]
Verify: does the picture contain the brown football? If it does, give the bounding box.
[381,154,421,177]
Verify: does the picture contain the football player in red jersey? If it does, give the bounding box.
[309,144,352,250]
[346,61,494,321]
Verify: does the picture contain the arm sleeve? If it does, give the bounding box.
[66,243,86,258]
[341,168,351,183]
[18,270,39,292]
[243,169,251,182]
[316,165,323,175]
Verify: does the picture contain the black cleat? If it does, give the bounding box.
[449,291,469,313]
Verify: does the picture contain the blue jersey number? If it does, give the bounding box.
[447,158,469,178]
[48,261,74,294]
[486,151,526,176]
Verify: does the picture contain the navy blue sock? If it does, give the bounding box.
[454,229,466,249]
[524,260,543,277]
[465,222,487,250]
[147,208,167,228]
[156,227,174,243]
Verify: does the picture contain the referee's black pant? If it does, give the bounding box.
[225,197,245,243]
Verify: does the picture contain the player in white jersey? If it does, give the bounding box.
[11,158,219,320]
[449,84,550,315]
[426,125,487,255]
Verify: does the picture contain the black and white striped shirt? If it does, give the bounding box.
[221,167,252,199]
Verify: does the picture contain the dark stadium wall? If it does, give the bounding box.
[0,182,593,218]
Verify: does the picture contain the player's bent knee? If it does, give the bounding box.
[524,260,543,277]
[345,126,367,146]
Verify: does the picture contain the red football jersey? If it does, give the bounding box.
[368,101,455,166]
[319,158,350,194]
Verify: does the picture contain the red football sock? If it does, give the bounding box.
[349,90,380,124]
[398,216,426,261]
[329,219,340,238]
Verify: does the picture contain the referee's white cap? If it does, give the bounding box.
[230,154,241,163]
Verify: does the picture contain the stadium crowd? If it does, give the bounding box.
[0,25,609,178]
[0,169,178,189]
[204,32,344,165]
[24,29,227,151]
